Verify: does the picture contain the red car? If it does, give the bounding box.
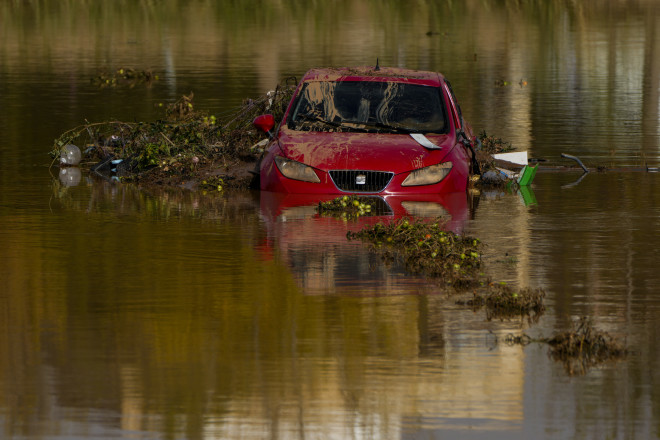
[253,66,479,195]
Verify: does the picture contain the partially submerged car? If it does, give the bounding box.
[253,66,479,195]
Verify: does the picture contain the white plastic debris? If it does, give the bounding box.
[60,144,82,166]
[410,133,442,150]
[493,151,528,166]
[59,167,81,187]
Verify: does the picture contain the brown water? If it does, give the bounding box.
[2,1,660,439]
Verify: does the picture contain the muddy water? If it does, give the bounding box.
[2,1,660,439]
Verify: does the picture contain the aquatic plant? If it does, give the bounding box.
[339,205,546,318]
[478,130,514,154]
[504,317,628,375]
[545,317,628,375]
[346,217,483,288]
[91,67,158,88]
[456,283,546,320]
[199,176,225,193]
[318,195,376,219]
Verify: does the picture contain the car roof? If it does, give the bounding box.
[300,66,445,87]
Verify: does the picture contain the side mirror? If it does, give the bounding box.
[253,114,276,138]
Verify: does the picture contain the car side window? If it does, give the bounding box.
[444,80,463,130]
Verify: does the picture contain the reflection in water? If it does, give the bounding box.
[58,167,82,187]
[1,179,532,439]
[259,191,472,296]
[3,0,660,438]
[2,169,660,439]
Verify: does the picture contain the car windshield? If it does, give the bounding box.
[288,81,447,134]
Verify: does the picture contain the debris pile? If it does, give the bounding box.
[456,283,546,320]
[91,67,158,88]
[318,195,381,219]
[51,80,296,188]
[475,130,515,173]
[545,317,628,375]
[338,209,547,317]
[472,131,539,189]
[346,217,483,288]
[504,317,628,375]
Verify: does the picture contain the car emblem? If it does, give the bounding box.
[356,174,366,185]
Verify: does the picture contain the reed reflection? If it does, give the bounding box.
[1,180,530,439]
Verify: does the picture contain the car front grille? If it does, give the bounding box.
[329,170,394,193]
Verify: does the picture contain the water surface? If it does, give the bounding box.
[2,1,660,439]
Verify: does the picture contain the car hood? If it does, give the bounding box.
[276,128,456,174]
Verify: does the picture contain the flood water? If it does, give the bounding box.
[2,1,660,439]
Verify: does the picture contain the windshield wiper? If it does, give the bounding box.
[340,120,414,134]
[295,113,341,128]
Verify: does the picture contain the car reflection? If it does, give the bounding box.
[260,191,470,231]
[258,191,472,295]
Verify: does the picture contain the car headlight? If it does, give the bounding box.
[275,156,320,183]
[401,162,453,186]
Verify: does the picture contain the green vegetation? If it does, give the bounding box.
[456,283,546,320]
[505,317,629,375]
[478,130,515,155]
[91,67,158,88]
[474,130,516,175]
[346,217,483,289]
[341,213,546,320]
[51,81,296,187]
[545,317,629,375]
[199,176,225,193]
[318,195,377,219]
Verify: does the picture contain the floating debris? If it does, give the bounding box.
[477,131,515,155]
[503,317,628,375]
[472,133,539,191]
[456,283,546,320]
[199,176,225,193]
[163,91,196,120]
[494,79,528,87]
[545,317,628,375]
[346,217,483,288]
[318,195,377,219]
[561,153,590,173]
[504,333,533,346]
[60,144,82,166]
[474,131,515,177]
[343,211,546,303]
[51,79,296,188]
[58,167,82,187]
[91,67,158,88]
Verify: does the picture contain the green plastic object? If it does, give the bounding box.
[519,185,538,206]
[517,164,538,186]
